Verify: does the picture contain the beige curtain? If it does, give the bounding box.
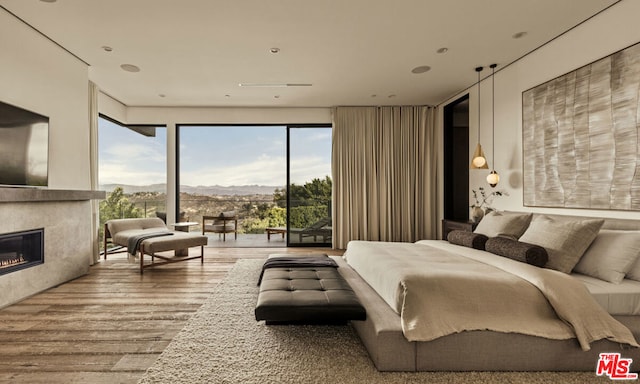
[89,81,100,264]
[332,106,438,249]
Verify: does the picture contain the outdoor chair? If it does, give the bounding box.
[291,217,332,242]
[202,210,238,241]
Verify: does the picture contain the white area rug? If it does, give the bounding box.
[138,259,610,383]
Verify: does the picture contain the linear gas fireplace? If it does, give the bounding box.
[0,228,44,275]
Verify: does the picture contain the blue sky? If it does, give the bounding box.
[98,119,331,187]
[98,118,167,185]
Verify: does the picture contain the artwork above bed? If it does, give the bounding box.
[522,41,640,211]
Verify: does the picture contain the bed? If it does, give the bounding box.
[339,212,640,371]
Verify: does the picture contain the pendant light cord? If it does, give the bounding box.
[491,64,496,167]
[476,67,482,143]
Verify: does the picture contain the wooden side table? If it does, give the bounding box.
[266,227,287,240]
[441,219,478,240]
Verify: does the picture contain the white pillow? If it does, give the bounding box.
[622,235,640,282]
[473,211,532,240]
[573,230,640,284]
[518,215,604,274]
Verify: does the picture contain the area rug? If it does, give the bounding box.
[138,259,610,384]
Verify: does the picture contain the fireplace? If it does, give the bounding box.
[0,228,44,275]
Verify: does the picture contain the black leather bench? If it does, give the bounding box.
[255,255,366,324]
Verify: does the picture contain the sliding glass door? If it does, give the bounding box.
[178,125,287,245]
[287,126,332,246]
[176,124,331,247]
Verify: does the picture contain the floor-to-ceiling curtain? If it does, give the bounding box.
[332,106,438,249]
[89,81,100,264]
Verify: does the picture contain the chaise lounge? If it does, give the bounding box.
[104,217,208,273]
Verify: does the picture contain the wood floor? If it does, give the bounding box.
[0,246,342,384]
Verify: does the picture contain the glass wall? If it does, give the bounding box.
[287,126,332,246]
[177,124,332,247]
[98,116,166,250]
[178,125,287,241]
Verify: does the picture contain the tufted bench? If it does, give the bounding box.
[255,254,366,324]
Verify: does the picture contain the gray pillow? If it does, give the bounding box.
[473,211,532,240]
[518,215,604,274]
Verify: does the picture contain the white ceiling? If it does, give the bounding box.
[0,0,620,108]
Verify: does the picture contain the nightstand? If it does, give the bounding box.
[441,219,478,240]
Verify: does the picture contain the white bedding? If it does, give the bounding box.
[343,239,639,350]
[573,273,640,315]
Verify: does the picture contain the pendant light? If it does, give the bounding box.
[486,63,500,187]
[471,66,488,169]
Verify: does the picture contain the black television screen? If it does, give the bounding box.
[0,101,49,187]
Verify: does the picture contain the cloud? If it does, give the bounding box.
[181,154,285,186]
[180,154,330,186]
[99,162,166,185]
[99,143,166,185]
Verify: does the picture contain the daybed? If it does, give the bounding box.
[339,212,640,371]
[104,217,208,273]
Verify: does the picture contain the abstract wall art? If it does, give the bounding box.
[523,42,640,211]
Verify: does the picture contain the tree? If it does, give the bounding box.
[274,176,332,207]
[99,187,142,223]
[99,187,143,252]
[271,176,332,228]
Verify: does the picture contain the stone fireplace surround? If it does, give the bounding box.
[0,187,104,308]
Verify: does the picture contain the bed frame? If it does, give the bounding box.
[336,213,640,371]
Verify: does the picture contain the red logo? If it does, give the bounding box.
[596,353,638,380]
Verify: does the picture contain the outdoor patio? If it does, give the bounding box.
[202,232,331,248]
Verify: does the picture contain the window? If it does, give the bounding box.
[287,126,332,246]
[177,124,331,247]
[98,116,167,250]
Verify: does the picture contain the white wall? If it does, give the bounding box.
[0,9,90,190]
[440,0,640,220]
[0,9,93,307]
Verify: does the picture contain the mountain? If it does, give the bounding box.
[100,183,281,196]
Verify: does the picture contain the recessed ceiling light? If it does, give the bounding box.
[436,47,448,54]
[158,94,166,98]
[411,65,431,74]
[371,94,377,98]
[102,46,113,52]
[238,83,311,87]
[40,0,57,3]
[225,94,231,98]
[388,94,397,99]
[120,64,140,73]
[512,31,528,39]
[274,95,280,99]
[270,48,280,54]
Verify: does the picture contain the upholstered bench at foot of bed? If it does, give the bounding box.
[255,262,366,325]
[138,232,208,274]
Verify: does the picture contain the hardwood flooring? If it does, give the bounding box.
[0,247,342,384]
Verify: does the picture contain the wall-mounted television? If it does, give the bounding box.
[0,100,49,187]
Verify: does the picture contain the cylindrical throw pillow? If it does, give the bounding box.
[485,237,548,267]
[447,230,488,250]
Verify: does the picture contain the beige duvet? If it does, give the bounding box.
[343,240,639,351]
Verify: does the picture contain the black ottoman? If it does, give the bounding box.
[255,257,366,325]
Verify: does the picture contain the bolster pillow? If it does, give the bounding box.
[485,237,548,267]
[447,230,488,250]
